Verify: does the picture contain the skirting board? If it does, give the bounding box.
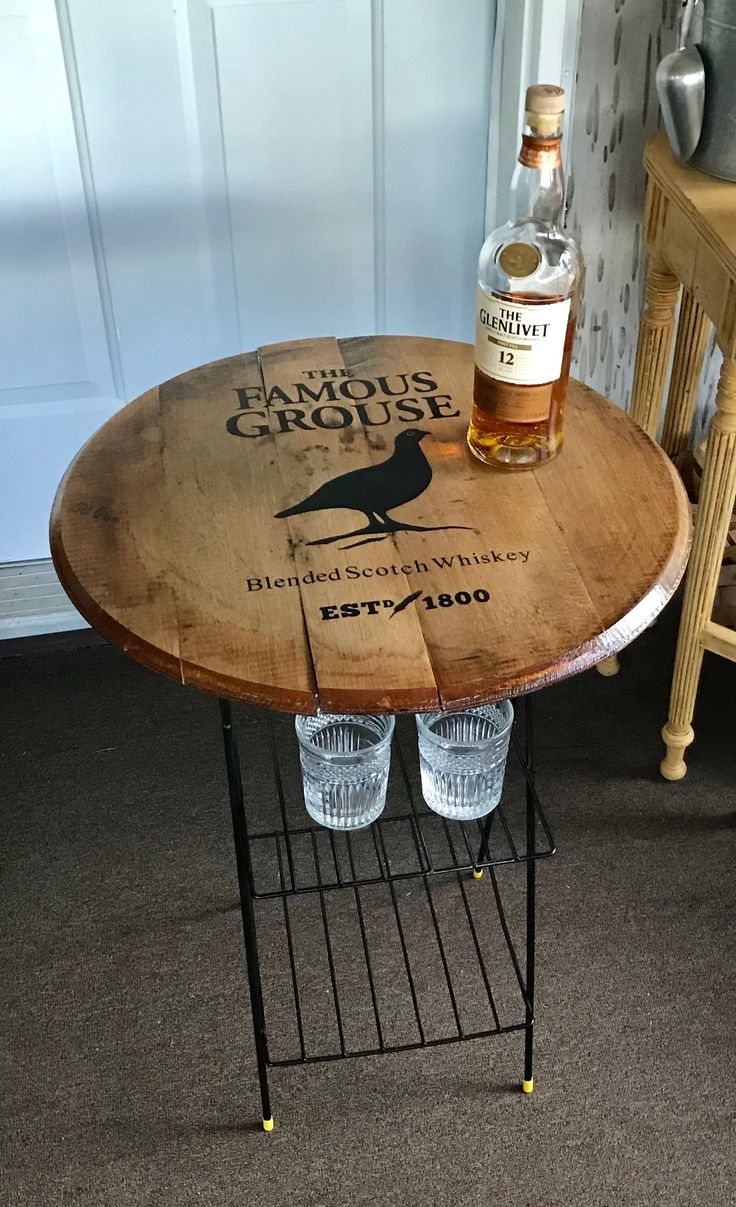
[0,560,88,639]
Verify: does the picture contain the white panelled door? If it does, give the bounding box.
[1,0,499,564]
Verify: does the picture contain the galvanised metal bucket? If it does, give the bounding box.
[690,0,736,180]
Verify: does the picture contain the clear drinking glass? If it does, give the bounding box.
[295,712,395,831]
[415,701,514,821]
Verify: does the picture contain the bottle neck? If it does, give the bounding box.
[509,128,565,226]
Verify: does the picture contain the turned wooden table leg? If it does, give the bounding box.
[661,357,736,780]
[630,255,680,438]
[661,289,711,458]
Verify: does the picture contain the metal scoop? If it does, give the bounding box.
[656,0,705,162]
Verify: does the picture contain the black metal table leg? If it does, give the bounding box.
[219,699,274,1132]
[523,694,536,1095]
[473,810,495,877]
[472,694,538,1092]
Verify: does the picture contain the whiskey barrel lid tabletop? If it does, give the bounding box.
[50,336,691,715]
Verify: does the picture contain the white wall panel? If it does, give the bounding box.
[0,0,116,405]
[177,0,375,349]
[382,0,495,340]
[1,13,88,393]
[64,0,223,399]
[1,404,114,564]
[0,0,120,561]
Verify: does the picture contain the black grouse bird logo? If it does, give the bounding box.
[274,429,472,549]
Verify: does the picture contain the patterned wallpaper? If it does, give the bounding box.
[567,0,721,439]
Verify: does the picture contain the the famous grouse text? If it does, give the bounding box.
[226,369,458,438]
[475,291,570,386]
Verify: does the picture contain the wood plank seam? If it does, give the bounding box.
[256,338,439,713]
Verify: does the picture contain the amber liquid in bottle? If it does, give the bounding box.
[467,84,582,470]
[469,302,575,467]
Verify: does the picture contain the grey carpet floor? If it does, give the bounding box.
[1,606,735,1207]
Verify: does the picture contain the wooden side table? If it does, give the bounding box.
[630,132,736,780]
[50,336,689,1128]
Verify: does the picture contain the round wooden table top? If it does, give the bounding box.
[50,336,690,715]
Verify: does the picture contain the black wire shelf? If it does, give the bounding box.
[244,716,555,899]
[256,865,531,1067]
[221,698,553,1108]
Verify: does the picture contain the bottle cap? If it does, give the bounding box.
[525,84,566,115]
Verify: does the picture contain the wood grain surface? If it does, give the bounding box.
[645,131,736,278]
[50,336,691,714]
[645,131,736,358]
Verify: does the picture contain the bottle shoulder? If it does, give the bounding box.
[478,218,583,300]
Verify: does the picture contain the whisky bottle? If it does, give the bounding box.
[468,84,583,469]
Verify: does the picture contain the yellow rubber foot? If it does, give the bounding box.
[522,1078,534,1095]
[472,868,484,880]
[263,1117,275,1132]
